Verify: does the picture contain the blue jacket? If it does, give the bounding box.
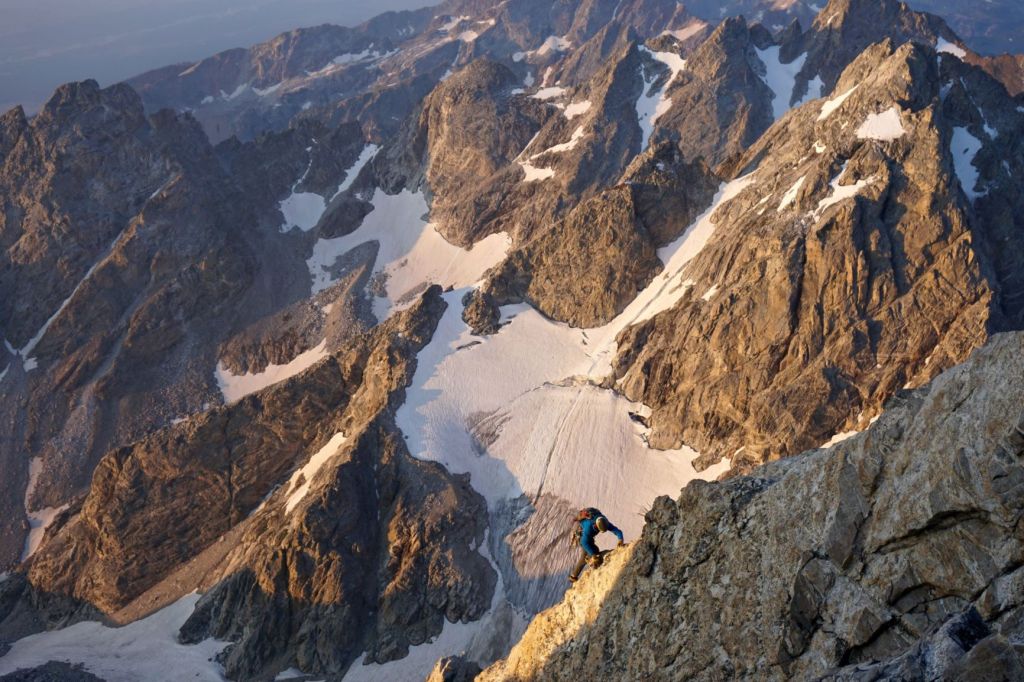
[578,516,623,556]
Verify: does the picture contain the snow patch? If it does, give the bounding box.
[215,340,329,404]
[536,35,571,55]
[285,432,348,514]
[818,85,857,120]
[439,15,470,32]
[200,95,214,105]
[0,594,228,682]
[220,83,248,100]
[279,191,327,232]
[307,50,393,78]
[936,38,966,59]
[458,30,480,42]
[278,146,325,232]
[855,107,905,141]
[821,430,860,447]
[563,100,592,119]
[812,162,875,219]
[531,86,566,100]
[21,457,69,561]
[253,82,283,97]
[661,20,707,42]
[534,127,585,156]
[701,285,720,301]
[951,126,985,200]
[755,46,808,120]
[520,161,556,181]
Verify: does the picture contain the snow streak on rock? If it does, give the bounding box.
[755,46,808,120]
[818,85,858,120]
[635,46,687,150]
[285,432,348,514]
[331,144,379,200]
[21,457,69,562]
[951,126,985,200]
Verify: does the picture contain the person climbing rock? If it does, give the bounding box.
[568,507,624,583]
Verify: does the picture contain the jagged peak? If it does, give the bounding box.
[35,79,145,128]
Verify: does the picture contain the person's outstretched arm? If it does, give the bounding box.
[597,516,624,544]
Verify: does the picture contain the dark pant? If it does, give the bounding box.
[569,550,603,580]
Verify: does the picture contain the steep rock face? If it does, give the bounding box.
[0,80,330,567]
[179,420,494,680]
[1,80,188,345]
[796,0,958,93]
[652,16,776,168]
[483,331,1024,680]
[0,82,248,565]
[175,288,496,680]
[16,288,496,681]
[24,290,442,614]
[485,186,659,327]
[971,52,1024,97]
[25,352,352,615]
[477,141,717,329]
[613,40,1024,471]
[416,59,554,246]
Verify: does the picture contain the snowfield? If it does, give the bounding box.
[306,188,510,316]
[373,173,757,678]
[0,595,227,682]
[397,174,756,531]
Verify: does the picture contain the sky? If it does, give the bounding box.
[0,0,438,113]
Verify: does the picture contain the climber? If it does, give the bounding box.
[568,507,624,583]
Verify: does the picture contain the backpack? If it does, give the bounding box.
[569,507,605,548]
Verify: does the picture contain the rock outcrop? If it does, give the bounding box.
[483,331,1024,680]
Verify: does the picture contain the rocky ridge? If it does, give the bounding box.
[483,331,1024,680]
